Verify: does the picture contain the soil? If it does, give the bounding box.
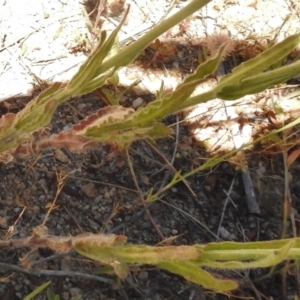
[0,1,300,300]
[1,77,300,300]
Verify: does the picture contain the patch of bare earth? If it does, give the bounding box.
[0,0,300,299]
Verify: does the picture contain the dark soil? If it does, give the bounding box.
[0,87,299,300]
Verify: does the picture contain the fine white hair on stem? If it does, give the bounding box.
[202,33,236,59]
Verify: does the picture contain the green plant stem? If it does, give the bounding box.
[178,90,217,111]
[198,238,300,261]
[198,248,300,262]
[98,0,211,73]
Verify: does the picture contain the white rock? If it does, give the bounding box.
[219,226,231,239]
[132,97,144,108]
[54,149,70,163]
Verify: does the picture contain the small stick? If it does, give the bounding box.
[242,168,260,214]
[217,177,236,237]
[0,262,113,284]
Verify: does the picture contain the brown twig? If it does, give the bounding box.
[125,148,165,241]
[146,138,196,197]
[42,169,69,226]
[0,262,114,284]
[282,147,300,298]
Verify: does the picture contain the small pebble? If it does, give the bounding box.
[78,103,86,110]
[161,228,171,235]
[81,182,97,198]
[82,205,90,211]
[229,233,237,240]
[132,97,144,108]
[94,195,103,203]
[0,217,8,229]
[63,124,72,131]
[69,287,82,297]
[54,149,70,163]
[104,191,111,199]
[14,284,23,291]
[119,96,127,103]
[62,291,70,300]
[219,226,231,239]
[138,271,148,280]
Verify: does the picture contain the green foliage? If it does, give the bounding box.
[2,0,300,295]
[20,231,299,293]
[181,32,300,107]
[46,288,60,300]
[0,0,299,162]
[0,0,211,162]
[8,223,300,294]
[158,261,238,291]
[72,234,300,292]
[23,281,50,300]
[23,282,82,300]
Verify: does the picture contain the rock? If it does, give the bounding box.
[81,182,98,198]
[132,97,144,108]
[137,271,148,280]
[219,226,231,239]
[0,217,8,229]
[69,287,82,297]
[54,149,70,163]
[62,291,70,300]
[171,229,178,235]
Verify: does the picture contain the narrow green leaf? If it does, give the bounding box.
[181,44,227,85]
[84,122,172,147]
[218,59,300,99]
[148,170,184,201]
[123,44,226,125]
[14,98,58,133]
[196,238,300,262]
[76,68,116,96]
[98,0,211,73]
[67,31,107,91]
[200,241,294,269]
[202,237,300,251]
[47,288,60,300]
[178,89,221,110]
[75,244,201,265]
[23,281,51,300]
[101,88,119,106]
[182,33,300,104]
[68,8,129,92]
[218,32,300,87]
[34,82,62,106]
[159,261,238,292]
[88,9,128,79]
[130,78,206,127]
